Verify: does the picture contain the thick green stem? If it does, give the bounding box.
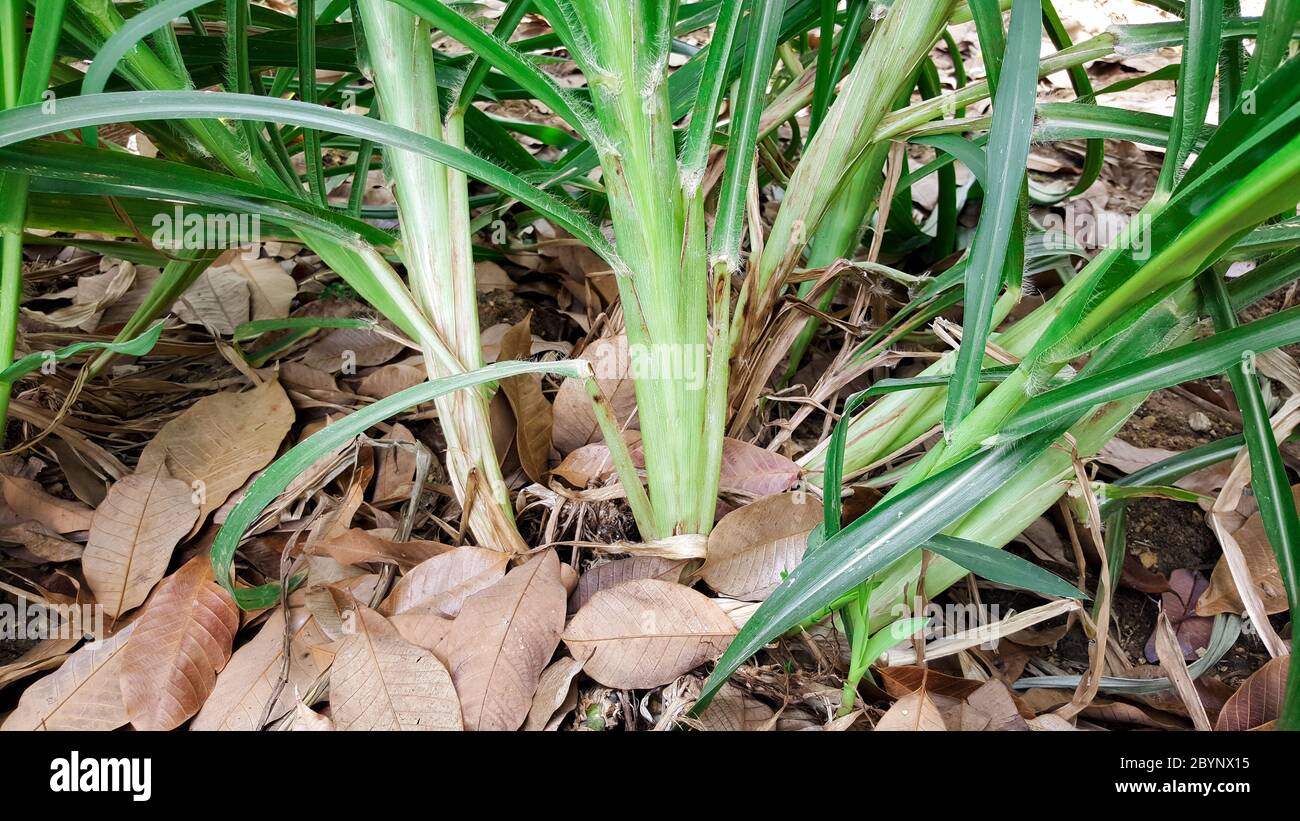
[356,0,523,552]
[582,0,707,537]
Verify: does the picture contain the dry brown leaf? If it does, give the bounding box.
[120,556,240,730]
[82,463,199,618]
[552,335,637,454]
[228,256,296,321]
[388,612,455,653]
[381,547,509,617]
[1198,485,1296,617]
[173,265,250,335]
[697,683,776,731]
[498,314,554,483]
[523,656,584,731]
[355,361,426,399]
[875,689,948,731]
[442,551,566,731]
[0,636,80,690]
[716,438,801,498]
[1,475,94,533]
[964,680,1028,731]
[321,528,449,571]
[0,624,134,731]
[877,665,983,701]
[287,701,334,731]
[569,555,686,613]
[190,609,321,731]
[137,379,294,531]
[563,579,737,689]
[550,436,645,488]
[703,492,821,600]
[0,521,83,562]
[1153,612,1212,731]
[371,423,417,506]
[329,604,462,731]
[1215,656,1289,731]
[303,323,404,372]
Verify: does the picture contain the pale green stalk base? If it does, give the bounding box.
[356,1,523,552]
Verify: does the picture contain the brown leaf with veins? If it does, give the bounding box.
[1,624,134,731]
[1198,486,1296,617]
[380,547,509,617]
[875,690,948,731]
[1,475,94,533]
[523,656,584,731]
[82,463,199,618]
[498,314,554,483]
[329,604,462,731]
[563,579,736,689]
[191,609,324,731]
[1215,656,1289,731]
[137,379,294,532]
[704,492,821,600]
[120,556,239,730]
[569,555,685,613]
[552,335,637,454]
[698,683,776,731]
[442,551,566,730]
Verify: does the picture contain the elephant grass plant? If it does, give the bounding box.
[2,0,1300,727]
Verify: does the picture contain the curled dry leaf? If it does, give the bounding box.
[370,423,418,506]
[0,623,134,731]
[703,492,821,601]
[82,463,199,618]
[302,322,404,372]
[1215,656,1289,731]
[329,604,462,731]
[0,475,94,534]
[523,656,584,731]
[120,556,240,730]
[697,683,776,731]
[442,551,566,731]
[1198,486,1297,617]
[287,701,334,731]
[137,379,294,531]
[563,579,737,690]
[381,547,509,617]
[874,689,948,731]
[0,521,83,562]
[552,334,637,454]
[498,314,554,483]
[716,438,801,499]
[321,527,449,572]
[191,609,323,731]
[173,265,250,335]
[569,556,686,613]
